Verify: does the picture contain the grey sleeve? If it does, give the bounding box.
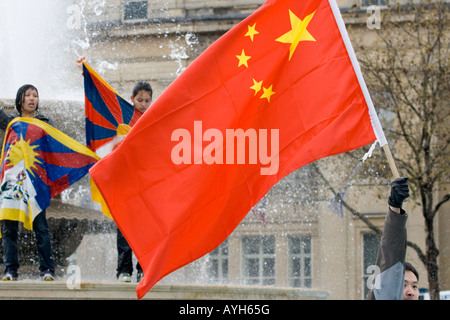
[366,209,408,300]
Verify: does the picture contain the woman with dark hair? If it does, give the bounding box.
[0,84,53,130]
[0,84,55,281]
[77,55,153,283]
[116,81,152,282]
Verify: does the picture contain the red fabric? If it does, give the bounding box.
[90,0,377,299]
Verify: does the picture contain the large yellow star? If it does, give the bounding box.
[276,10,316,60]
[245,23,259,42]
[236,49,251,68]
[260,85,275,102]
[7,135,41,177]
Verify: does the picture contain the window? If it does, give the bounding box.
[124,1,148,21]
[242,236,275,286]
[362,232,380,297]
[361,0,387,7]
[207,239,228,284]
[288,236,312,288]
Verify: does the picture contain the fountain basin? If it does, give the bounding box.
[0,281,329,300]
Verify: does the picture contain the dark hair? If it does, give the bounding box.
[404,262,419,281]
[15,84,39,115]
[132,82,153,98]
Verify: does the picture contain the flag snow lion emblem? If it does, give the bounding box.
[0,118,99,235]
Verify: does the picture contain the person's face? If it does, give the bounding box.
[21,88,39,116]
[131,90,152,113]
[403,270,419,300]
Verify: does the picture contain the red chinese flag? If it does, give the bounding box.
[90,0,386,299]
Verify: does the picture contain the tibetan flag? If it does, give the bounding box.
[0,118,99,235]
[82,62,143,158]
[90,0,387,299]
[82,62,144,218]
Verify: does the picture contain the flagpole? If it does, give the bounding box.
[329,0,401,180]
[382,143,400,179]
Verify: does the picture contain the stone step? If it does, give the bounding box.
[0,281,329,300]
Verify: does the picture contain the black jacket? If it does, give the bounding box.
[0,107,53,131]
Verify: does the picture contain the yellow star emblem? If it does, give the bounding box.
[236,49,251,68]
[7,135,41,177]
[260,85,275,102]
[245,23,259,42]
[250,79,263,95]
[276,10,316,60]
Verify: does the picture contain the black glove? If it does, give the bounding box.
[388,177,410,208]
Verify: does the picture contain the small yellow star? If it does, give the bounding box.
[245,23,259,42]
[260,85,275,102]
[250,79,263,95]
[276,10,316,60]
[236,49,251,68]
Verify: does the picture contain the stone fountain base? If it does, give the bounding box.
[0,281,329,300]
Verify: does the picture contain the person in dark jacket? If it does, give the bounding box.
[366,177,419,300]
[0,84,55,281]
[115,81,152,283]
[77,56,151,282]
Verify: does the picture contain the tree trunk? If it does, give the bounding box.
[423,185,441,300]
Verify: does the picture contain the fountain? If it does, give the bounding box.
[0,0,83,100]
[0,0,116,282]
